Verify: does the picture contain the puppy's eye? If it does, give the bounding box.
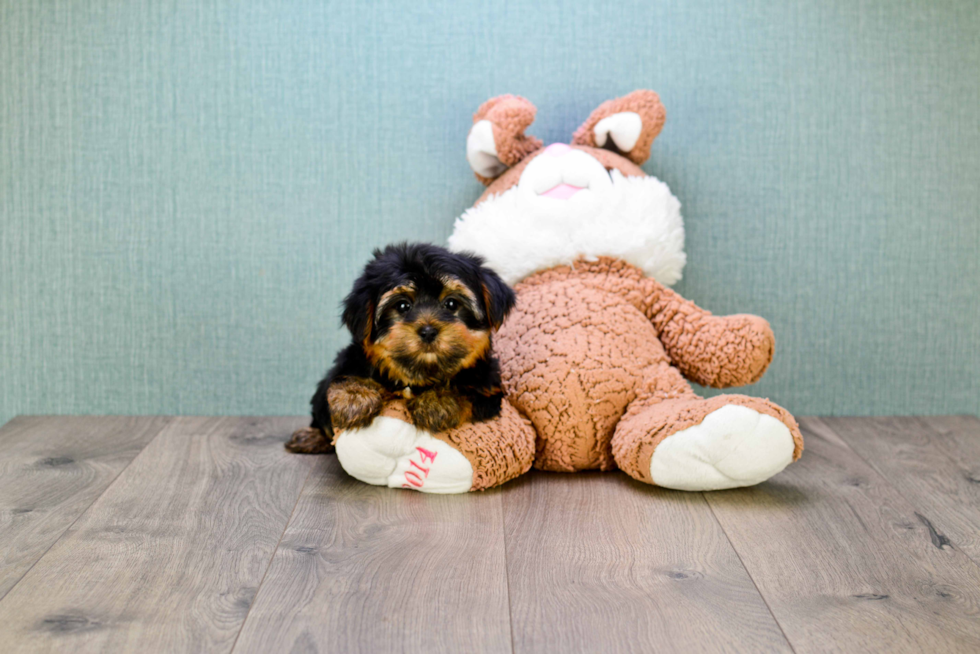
[395,300,412,314]
[443,298,459,311]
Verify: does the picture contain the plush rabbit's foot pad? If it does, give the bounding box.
[335,417,473,494]
[649,405,794,491]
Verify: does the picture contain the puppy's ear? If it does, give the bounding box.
[467,95,544,185]
[571,90,666,165]
[341,278,375,342]
[478,267,516,331]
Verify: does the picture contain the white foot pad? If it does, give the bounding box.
[335,417,474,494]
[649,405,794,491]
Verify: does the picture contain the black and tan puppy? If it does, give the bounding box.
[286,243,516,454]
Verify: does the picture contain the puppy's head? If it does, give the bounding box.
[342,243,515,386]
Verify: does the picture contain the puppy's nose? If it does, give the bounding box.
[417,325,439,343]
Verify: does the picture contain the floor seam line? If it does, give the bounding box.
[702,491,798,654]
[0,416,174,605]
[500,492,517,654]
[228,453,318,654]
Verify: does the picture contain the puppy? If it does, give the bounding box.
[285,242,516,454]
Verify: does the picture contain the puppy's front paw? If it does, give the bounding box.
[285,427,333,454]
[328,378,386,431]
[407,388,469,433]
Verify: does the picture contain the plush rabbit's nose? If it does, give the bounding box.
[543,143,572,157]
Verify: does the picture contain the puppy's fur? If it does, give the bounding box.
[286,243,515,454]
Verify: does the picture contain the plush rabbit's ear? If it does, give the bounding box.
[571,90,666,165]
[466,95,543,185]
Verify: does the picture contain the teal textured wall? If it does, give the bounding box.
[1,0,978,425]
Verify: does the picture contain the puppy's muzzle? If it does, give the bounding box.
[417,325,440,344]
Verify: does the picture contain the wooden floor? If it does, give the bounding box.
[0,416,979,653]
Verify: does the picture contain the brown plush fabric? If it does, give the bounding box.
[472,94,543,184]
[496,257,803,475]
[435,399,536,490]
[519,258,776,387]
[571,90,666,165]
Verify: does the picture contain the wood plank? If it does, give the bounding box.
[232,456,513,654]
[927,415,980,459]
[502,471,791,654]
[0,416,170,600]
[706,417,980,653]
[823,416,980,562]
[0,416,313,653]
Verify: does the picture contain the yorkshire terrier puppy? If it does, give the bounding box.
[285,242,516,454]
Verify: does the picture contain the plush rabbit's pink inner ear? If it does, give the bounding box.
[466,94,543,185]
[571,90,666,166]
